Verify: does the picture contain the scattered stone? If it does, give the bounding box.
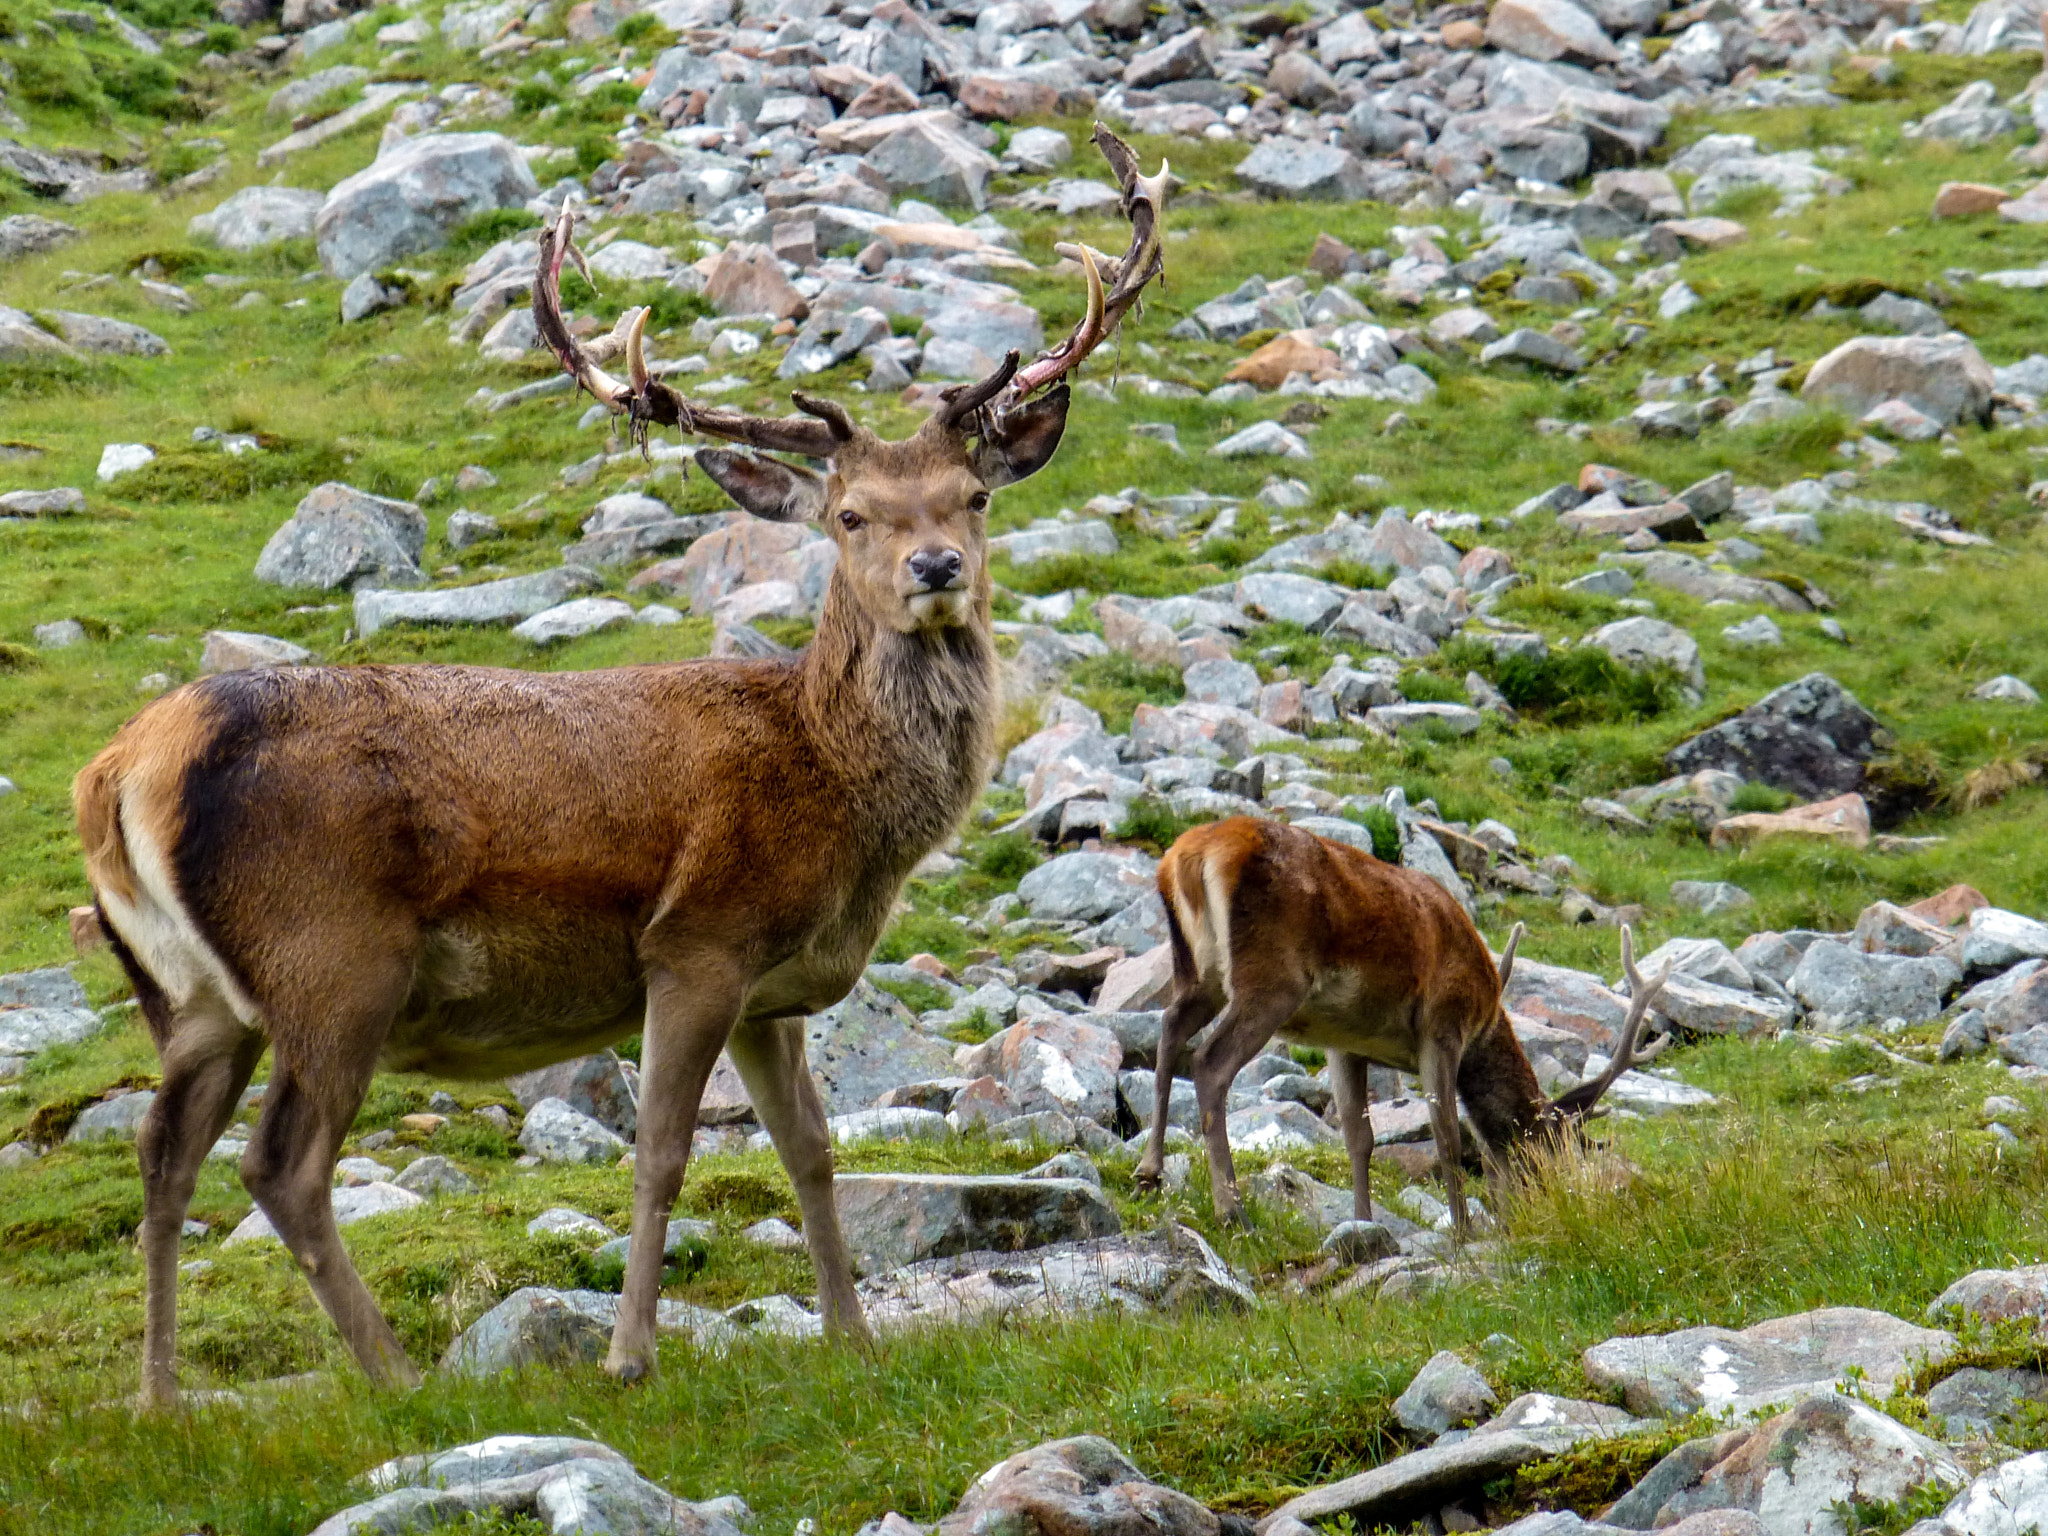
[518,1098,627,1165]
[832,1173,1120,1275]
[224,1182,424,1246]
[1395,1351,1499,1436]
[256,482,427,593]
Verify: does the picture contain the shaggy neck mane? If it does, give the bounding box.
[796,566,997,858]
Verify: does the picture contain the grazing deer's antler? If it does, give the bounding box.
[532,206,854,459]
[1547,925,1672,1118]
[938,122,1171,434]
[1496,921,1524,987]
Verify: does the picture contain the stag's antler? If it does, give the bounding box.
[1547,925,1671,1119]
[531,205,855,459]
[937,122,1171,435]
[1496,921,1524,987]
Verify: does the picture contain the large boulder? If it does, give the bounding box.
[1624,1394,1962,1536]
[518,1098,626,1164]
[355,566,599,636]
[803,980,958,1116]
[934,1437,1234,1536]
[255,482,427,592]
[1582,1308,1954,1419]
[957,1015,1123,1125]
[862,119,999,211]
[315,134,539,280]
[1487,0,1621,62]
[1927,1263,2048,1326]
[1017,850,1159,924]
[1790,941,1957,1029]
[1237,140,1367,200]
[1585,616,1704,694]
[506,1052,637,1140]
[1665,674,1883,802]
[0,213,79,263]
[1801,336,1996,429]
[1941,1451,2048,1536]
[189,186,326,251]
[833,1174,1121,1275]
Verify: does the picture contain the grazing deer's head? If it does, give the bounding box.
[531,124,1172,638]
[1526,924,1672,1143]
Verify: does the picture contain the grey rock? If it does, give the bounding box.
[341,271,406,323]
[507,1052,637,1140]
[1926,1366,2048,1437]
[1939,1010,1990,1060]
[0,1005,103,1055]
[0,967,87,1010]
[833,1174,1121,1276]
[1964,908,2048,971]
[512,597,636,645]
[1671,880,1752,914]
[1237,140,1366,200]
[527,1207,613,1239]
[805,980,959,1116]
[0,213,79,263]
[391,1155,476,1196]
[1482,328,1585,372]
[1802,334,1995,429]
[439,1287,617,1376]
[188,186,326,251]
[1323,1221,1399,1263]
[0,487,85,516]
[354,566,598,636]
[1586,616,1704,694]
[863,120,998,211]
[66,1091,157,1143]
[1124,30,1212,88]
[1791,941,1957,1030]
[257,482,427,593]
[225,1182,423,1246]
[518,1097,627,1164]
[1582,1308,1954,1419]
[1017,851,1158,925]
[1666,674,1883,802]
[316,133,539,281]
[1262,1433,1580,1530]
[45,311,168,356]
[1942,1450,2048,1536]
[1395,1351,1499,1436]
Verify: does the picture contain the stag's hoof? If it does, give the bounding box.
[603,1348,655,1384]
[1215,1202,1250,1230]
[1132,1167,1162,1194]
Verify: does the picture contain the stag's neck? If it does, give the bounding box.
[795,576,997,857]
[1453,1011,1553,1153]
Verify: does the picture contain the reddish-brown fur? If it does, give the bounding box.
[1135,817,1665,1233]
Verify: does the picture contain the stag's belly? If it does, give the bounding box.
[1273,968,1423,1072]
[379,907,650,1078]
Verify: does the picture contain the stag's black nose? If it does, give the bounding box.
[908,548,963,591]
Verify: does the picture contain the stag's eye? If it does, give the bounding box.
[838,509,864,531]
[968,492,990,514]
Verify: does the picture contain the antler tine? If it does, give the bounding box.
[935,350,1021,431]
[532,207,846,460]
[1548,923,1673,1117]
[1497,922,1525,988]
[939,123,1168,422]
[789,391,858,443]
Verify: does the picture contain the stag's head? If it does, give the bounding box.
[533,125,1171,638]
[1496,923,1672,1150]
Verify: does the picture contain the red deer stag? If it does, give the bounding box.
[1133,817,1669,1234]
[74,125,1170,1409]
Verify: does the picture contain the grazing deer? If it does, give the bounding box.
[74,126,1170,1408]
[1133,817,1668,1234]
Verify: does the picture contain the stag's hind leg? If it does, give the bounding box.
[1328,1051,1377,1223]
[241,964,419,1389]
[1189,984,1310,1226]
[136,999,265,1409]
[1133,987,1219,1195]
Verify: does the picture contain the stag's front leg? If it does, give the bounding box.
[1418,1035,1470,1238]
[608,962,743,1382]
[726,1014,872,1344]
[1328,1050,1377,1223]
[1134,990,1218,1194]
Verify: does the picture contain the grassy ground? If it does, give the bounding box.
[7,2,2048,1530]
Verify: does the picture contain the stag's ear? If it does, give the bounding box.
[974,386,1069,489]
[696,449,828,523]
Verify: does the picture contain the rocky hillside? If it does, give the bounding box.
[11,0,2048,1527]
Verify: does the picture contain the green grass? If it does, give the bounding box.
[6,16,2048,1534]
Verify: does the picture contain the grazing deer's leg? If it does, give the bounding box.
[1134,988,1218,1193]
[607,963,744,1382]
[1328,1051,1377,1223]
[1191,987,1309,1226]
[1417,1032,1469,1238]
[726,1014,872,1345]
[242,1039,418,1388]
[136,1006,265,1410]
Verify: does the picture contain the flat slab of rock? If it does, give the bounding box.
[0,1005,103,1055]
[834,1173,1120,1275]
[354,566,597,635]
[1259,1431,1566,1531]
[1582,1307,1954,1418]
[864,1229,1251,1335]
